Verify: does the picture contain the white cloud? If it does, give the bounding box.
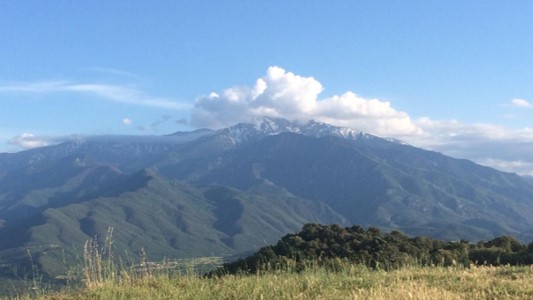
[191,66,420,136]
[0,81,190,110]
[192,66,533,175]
[0,81,67,93]
[66,84,190,110]
[5,68,533,176]
[8,133,74,149]
[406,118,533,175]
[510,98,533,108]
[475,159,533,176]
[87,67,143,81]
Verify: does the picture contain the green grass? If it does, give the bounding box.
[4,227,533,299]
[5,263,533,299]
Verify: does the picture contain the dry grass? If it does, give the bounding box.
[10,264,532,300]
[5,230,533,299]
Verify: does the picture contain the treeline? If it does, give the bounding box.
[211,224,533,276]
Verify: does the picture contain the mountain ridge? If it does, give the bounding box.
[1,117,533,280]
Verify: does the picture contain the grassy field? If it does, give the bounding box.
[5,263,533,299]
[4,228,533,299]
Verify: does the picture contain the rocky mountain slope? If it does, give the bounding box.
[1,117,533,279]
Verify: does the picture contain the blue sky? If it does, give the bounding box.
[1,1,533,174]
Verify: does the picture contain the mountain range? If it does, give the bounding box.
[1,117,533,280]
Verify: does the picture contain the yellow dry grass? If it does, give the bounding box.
[15,264,533,300]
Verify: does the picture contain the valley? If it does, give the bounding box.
[1,118,533,282]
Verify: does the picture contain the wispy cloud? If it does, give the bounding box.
[8,133,77,149]
[66,83,190,109]
[0,81,190,110]
[150,115,173,132]
[408,118,533,175]
[0,81,67,93]
[86,67,144,81]
[475,159,533,176]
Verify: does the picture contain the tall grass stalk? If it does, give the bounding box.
[5,257,533,299]
[23,249,51,298]
[83,227,120,288]
[21,263,533,300]
[79,227,219,291]
[8,229,533,299]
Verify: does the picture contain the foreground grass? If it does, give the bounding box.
[9,264,533,300]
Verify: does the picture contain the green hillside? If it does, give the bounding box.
[0,171,345,281]
[3,118,533,286]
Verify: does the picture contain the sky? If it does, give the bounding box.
[1,1,533,174]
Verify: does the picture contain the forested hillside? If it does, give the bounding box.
[213,224,533,276]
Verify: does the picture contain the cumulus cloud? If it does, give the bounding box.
[191,66,420,136]
[122,118,133,125]
[5,67,533,176]
[191,66,533,175]
[0,81,190,110]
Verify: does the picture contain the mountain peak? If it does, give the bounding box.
[215,117,369,147]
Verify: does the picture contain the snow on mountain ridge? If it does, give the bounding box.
[3,118,406,166]
[215,117,377,148]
